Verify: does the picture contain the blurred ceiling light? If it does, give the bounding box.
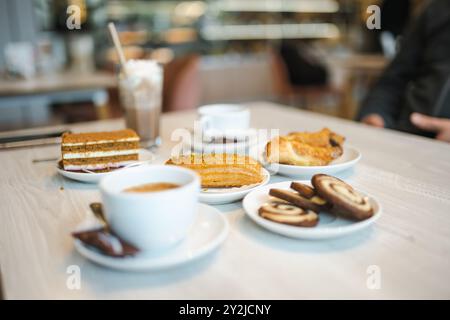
[202,23,340,41]
[216,0,339,13]
[173,1,207,24]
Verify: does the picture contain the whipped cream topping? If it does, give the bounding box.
[63,149,139,159]
[123,59,162,84]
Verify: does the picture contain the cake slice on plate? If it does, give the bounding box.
[61,129,140,172]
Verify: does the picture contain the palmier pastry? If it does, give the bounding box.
[259,201,319,227]
[269,188,328,212]
[166,153,264,188]
[312,174,374,221]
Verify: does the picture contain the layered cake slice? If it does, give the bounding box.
[61,129,140,171]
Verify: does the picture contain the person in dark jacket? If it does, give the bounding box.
[358,0,450,142]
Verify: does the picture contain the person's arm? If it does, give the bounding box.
[410,113,450,142]
[358,9,427,128]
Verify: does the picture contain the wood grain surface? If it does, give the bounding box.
[1,102,449,299]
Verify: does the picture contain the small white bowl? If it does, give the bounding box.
[99,165,200,251]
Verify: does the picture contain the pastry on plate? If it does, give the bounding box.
[166,153,264,188]
[259,201,319,227]
[312,174,374,221]
[265,128,345,166]
[61,129,140,172]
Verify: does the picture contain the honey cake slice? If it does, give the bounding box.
[166,153,264,188]
[61,129,140,171]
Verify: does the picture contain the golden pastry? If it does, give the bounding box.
[265,128,345,166]
[166,154,264,188]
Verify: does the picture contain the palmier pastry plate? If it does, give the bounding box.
[56,149,154,183]
[250,145,361,178]
[73,204,229,271]
[199,168,271,205]
[242,181,381,240]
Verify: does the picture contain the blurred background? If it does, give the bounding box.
[0,0,427,131]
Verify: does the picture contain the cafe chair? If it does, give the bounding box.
[269,49,345,117]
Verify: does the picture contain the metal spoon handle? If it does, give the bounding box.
[89,202,108,225]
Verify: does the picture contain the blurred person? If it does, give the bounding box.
[279,40,328,87]
[358,0,450,142]
[379,0,411,57]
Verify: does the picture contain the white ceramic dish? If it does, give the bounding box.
[250,145,361,178]
[242,181,381,240]
[56,149,154,183]
[199,168,271,205]
[73,203,228,271]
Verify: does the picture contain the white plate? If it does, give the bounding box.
[57,149,154,183]
[199,168,270,205]
[243,181,381,240]
[250,145,361,178]
[73,203,229,271]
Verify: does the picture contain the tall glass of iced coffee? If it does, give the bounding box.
[119,60,163,147]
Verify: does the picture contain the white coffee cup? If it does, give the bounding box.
[198,104,250,138]
[99,165,200,251]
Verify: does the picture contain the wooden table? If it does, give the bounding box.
[1,102,449,299]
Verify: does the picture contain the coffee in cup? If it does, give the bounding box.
[99,165,200,251]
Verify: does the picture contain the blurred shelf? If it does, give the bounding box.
[213,0,339,13]
[0,71,116,96]
[201,23,340,41]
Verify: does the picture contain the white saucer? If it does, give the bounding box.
[73,203,229,271]
[203,128,255,141]
[199,168,271,205]
[186,130,258,154]
[57,149,154,183]
[250,144,361,178]
[243,181,381,240]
